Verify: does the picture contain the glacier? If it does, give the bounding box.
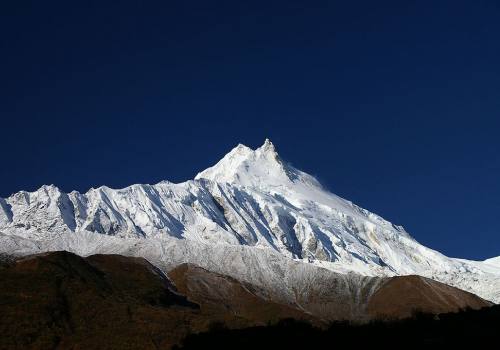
[0,139,499,303]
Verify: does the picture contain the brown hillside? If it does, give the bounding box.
[367,275,491,319]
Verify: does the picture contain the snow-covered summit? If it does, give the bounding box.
[0,139,499,303]
[195,139,319,189]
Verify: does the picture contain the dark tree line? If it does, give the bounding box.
[177,305,500,349]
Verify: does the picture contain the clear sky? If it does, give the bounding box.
[1,1,499,260]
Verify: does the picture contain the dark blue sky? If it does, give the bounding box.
[1,1,499,259]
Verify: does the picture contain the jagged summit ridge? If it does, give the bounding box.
[0,139,499,303]
[195,139,310,187]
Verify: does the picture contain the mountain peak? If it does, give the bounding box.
[259,138,276,153]
[227,143,253,157]
[2,139,500,305]
[194,139,322,190]
[195,139,293,186]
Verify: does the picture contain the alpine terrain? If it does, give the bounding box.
[0,139,499,313]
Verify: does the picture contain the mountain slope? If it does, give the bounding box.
[0,251,198,349]
[366,275,489,319]
[0,251,491,350]
[0,140,499,303]
[0,252,326,349]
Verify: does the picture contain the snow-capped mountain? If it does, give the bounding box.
[0,139,499,303]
